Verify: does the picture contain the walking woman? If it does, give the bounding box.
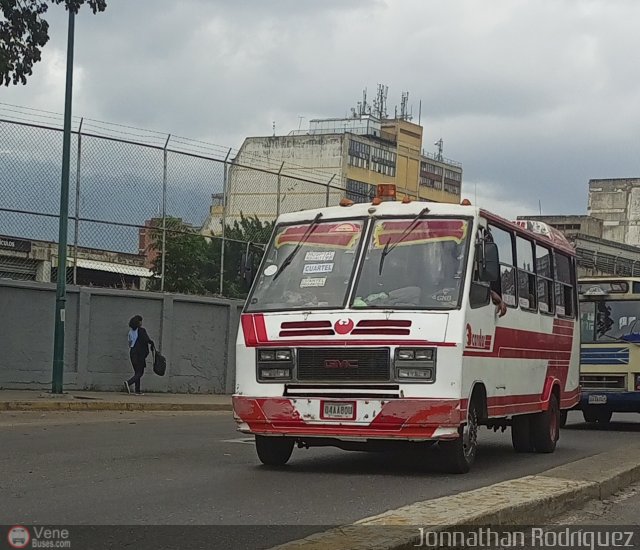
[124,315,154,395]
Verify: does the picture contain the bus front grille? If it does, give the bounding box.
[296,348,390,381]
[580,374,626,391]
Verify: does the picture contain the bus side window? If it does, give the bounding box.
[469,230,491,309]
[554,251,574,317]
[488,224,517,308]
[516,236,537,311]
[536,245,554,314]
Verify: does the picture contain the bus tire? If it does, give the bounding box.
[531,393,560,453]
[560,410,568,428]
[511,414,534,453]
[439,400,480,474]
[583,408,612,424]
[255,435,294,466]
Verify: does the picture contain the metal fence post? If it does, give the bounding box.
[160,134,171,292]
[73,117,83,285]
[325,174,336,207]
[276,162,284,217]
[219,148,232,296]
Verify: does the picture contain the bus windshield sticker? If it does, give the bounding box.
[304,251,335,262]
[373,219,468,249]
[300,277,327,288]
[303,263,334,274]
[263,265,278,277]
[276,223,362,249]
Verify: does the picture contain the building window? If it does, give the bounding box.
[371,146,396,177]
[346,179,375,203]
[348,140,370,170]
[444,169,462,182]
[444,181,461,195]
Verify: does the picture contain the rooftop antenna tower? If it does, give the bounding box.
[272,121,276,136]
[373,83,388,119]
[400,91,411,121]
[435,138,443,161]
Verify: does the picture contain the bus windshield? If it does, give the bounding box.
[246,219,365,312]
[352,218,470,309]
[580,300,640,343]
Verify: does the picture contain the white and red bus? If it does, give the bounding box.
[232,190,580,473]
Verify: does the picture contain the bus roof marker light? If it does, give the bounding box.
[377,183,396,201]
[402,196,411,204]
[461,199,472,206]
[372,197,383,205]
[339,198,354,207]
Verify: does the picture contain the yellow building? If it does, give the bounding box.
[220,103,463,227]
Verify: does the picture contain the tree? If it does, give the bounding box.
[149,214,275,298]
[149,218,213,295]
[0,0,107,86]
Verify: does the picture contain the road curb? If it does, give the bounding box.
[270,443,640,550]
[0,401,232,412]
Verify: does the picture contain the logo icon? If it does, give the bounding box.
[334,319,355,335]
[7,526,30,549]
[324,359,359,369]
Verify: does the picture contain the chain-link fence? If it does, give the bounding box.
[1,103,404,298]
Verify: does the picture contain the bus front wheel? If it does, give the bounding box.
[439,400,480,474]
[255,435,294,466]
[583,408,612,424]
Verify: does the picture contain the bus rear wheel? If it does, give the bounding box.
[530,394,560,453]
[511,414,534,453]
[255,435,294,466]
[583,408,612,424]
[439,400,480,474]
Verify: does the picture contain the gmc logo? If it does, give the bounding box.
[324,359,359,369]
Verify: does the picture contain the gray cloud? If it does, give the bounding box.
[3,0,640,220]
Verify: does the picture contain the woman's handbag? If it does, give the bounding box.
[152,346,167,376]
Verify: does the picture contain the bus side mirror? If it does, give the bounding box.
[476,242,499,282]
[240,252,255,288]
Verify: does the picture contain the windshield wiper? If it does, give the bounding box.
[273,212,323,281]
[378,206,430,275]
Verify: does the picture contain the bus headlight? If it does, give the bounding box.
[257,348,294,381]
[397,367,434,380]
[394,348,436,382]
[259,368,292,380]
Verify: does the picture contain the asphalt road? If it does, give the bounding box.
[1,410,639,548]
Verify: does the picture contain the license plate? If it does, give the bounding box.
[322,401,355,420]
[588,394,607,404]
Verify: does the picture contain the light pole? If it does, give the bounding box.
[52,7,76,394]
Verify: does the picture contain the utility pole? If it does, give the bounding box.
[52,8,76,394]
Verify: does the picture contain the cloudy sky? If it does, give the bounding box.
[2,0,640,220]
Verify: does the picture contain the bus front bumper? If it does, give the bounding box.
[580,391,640,412]
[232,396,463,441]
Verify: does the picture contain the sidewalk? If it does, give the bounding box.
[0,389,232,412]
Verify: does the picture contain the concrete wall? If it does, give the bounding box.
[588,178,640,246]
[227,135,346,223]
[0,279,243,393]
